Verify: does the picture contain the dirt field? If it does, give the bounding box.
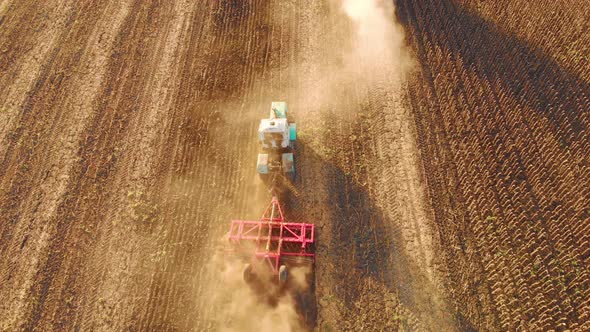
[0,0,588,331]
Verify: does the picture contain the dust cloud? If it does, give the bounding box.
[294,0,412,119]
[341,0,412,74]
[204,244,308,332]
[201,1,411,330]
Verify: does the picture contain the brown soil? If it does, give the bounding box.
[0,0,587,331]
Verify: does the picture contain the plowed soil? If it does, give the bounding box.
[0,0,588,331]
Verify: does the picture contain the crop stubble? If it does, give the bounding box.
[397,0,589,330]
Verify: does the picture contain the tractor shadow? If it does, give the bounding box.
[285,142,472,331]
[394,0,588,142]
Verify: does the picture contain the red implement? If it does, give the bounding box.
[229,196,314,274]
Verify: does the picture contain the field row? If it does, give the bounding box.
[398,0,589,330]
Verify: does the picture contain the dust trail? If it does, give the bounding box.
[203,242,309,332]
[295,0,413,119]
[341,0,412,77]
[200,1,414,330]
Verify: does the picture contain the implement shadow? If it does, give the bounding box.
[287,142,467,331]
[394,0,588,142]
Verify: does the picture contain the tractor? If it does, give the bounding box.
[256,102,296,184]
[226,101,313,305]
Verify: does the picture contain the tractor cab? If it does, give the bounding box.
[258,118,290,149]
[257,102,296,176]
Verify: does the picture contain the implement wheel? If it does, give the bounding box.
[279,265,288,284]
[243,264,256,284]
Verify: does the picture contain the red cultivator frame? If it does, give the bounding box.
[228,197,315,275]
